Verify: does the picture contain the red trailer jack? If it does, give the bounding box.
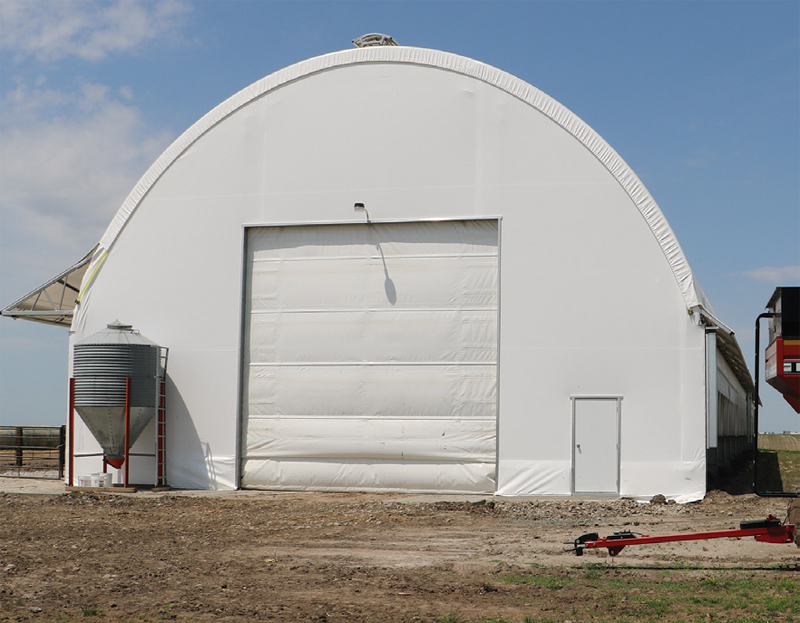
[569,515,796,557]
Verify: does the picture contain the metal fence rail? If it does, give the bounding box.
[0,425,65,479]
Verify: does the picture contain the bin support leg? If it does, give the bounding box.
[68,378,75,487]
[124,378,131,488]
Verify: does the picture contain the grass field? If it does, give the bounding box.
[437,564,799,623]
[757,448,800,495]
[462,565,798,623]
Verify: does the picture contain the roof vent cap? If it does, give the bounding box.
[352,33,398,48]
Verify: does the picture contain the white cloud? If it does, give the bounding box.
[743,266,800,283]
[0,0,190,63]
[0,0,192,301]
[0,79,174,264]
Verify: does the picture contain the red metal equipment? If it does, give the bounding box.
[765,336,800,413]
[754,286,800,497]
[68,378,75,487]
[569,515,796,557]
[156,378,167,488]
[124,377,131,487]
[763,287,800,413]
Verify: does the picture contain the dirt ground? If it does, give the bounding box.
[0,478,797,622]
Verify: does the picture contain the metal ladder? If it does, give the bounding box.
[156,379,167,487]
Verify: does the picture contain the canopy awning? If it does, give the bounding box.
[693,305,755,396]
[1,248,95,327]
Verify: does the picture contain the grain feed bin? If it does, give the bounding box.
[72,321,166,468]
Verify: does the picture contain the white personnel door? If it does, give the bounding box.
[572,397,620,495]
[240,219,499,492]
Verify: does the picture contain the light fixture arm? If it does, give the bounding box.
[354,202,371,223]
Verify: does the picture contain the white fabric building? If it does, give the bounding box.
[3,44,754,501]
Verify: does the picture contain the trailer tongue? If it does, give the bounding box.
[569,514,797,557]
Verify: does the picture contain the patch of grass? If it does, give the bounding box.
[79,605,102,617]
[582,563,609,580]
[641,598,670,616]
[493,567,796,622]
[756,448,800,493]
[440,613,469,623]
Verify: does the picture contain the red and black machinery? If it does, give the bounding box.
[754,286,800,497]
[760,286,800,414]
[570,287,800,556]
[570,514,796,557]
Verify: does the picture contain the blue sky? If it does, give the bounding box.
[1,0,798,431]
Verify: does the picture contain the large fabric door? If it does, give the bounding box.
[241,220,499,492]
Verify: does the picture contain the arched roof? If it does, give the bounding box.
[81,45,704,310]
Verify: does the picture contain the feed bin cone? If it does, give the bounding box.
[73,321,165,467]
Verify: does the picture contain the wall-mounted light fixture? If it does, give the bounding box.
[354,202,370,223]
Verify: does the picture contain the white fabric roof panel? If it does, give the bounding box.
[80,47,703,311]
[61,45,752,501]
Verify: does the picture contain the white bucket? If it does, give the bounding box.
[77,475,92,487]
[102,473,112,488]
[90,473,104,488]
